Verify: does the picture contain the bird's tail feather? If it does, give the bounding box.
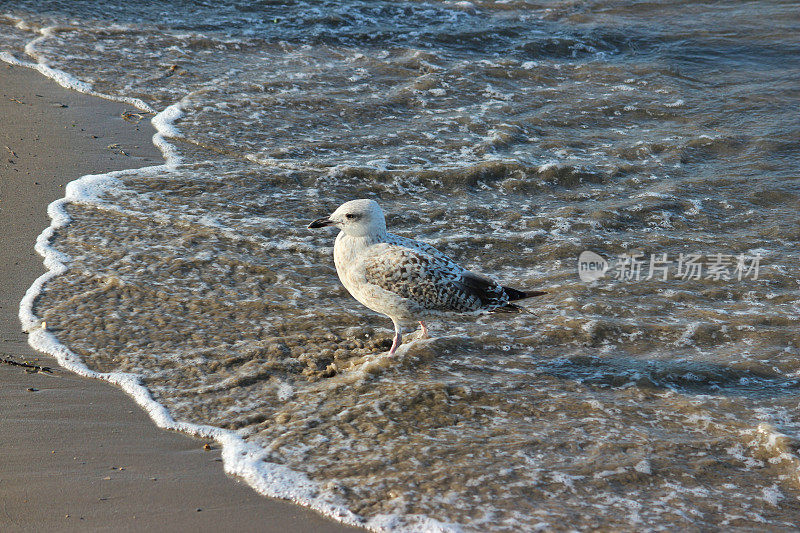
[493,287,546,314]
[503,286,547,302]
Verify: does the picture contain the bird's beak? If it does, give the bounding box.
[308,216,334,229]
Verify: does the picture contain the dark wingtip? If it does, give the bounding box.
[503,286,546,301]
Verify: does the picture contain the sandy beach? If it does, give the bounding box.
[0,63,358,532]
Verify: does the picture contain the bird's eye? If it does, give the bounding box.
[345,213,358,220]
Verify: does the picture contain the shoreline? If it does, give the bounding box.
[0,63,358,532]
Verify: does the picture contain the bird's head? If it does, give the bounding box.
[308,199,386,237]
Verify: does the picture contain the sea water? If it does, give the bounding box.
[2,1,800,530]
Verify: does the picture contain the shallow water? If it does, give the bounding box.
[2,1,800,530]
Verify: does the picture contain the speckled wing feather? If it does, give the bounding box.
[363,235,510,313]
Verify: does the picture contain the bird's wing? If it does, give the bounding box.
[362,242,509,313]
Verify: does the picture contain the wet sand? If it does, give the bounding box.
[0,63,359,532]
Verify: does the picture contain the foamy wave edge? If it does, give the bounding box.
[0,40,373,532]
[1,24,460,533]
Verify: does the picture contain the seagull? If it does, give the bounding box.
[308,199,545,356]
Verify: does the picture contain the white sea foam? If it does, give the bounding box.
[24,326,362,527]
[151,101,185,167]
[0,26,181,167]
[3,24,156,114]
[0,20,472,532]
[761,485,784,506]
[634,459,652,475]
[5,6,799,530]
[1,31,375,533]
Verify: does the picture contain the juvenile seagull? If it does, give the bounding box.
[308,199,545,355]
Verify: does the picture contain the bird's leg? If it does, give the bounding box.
[418,320,429,339]
[388,320,403,356]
